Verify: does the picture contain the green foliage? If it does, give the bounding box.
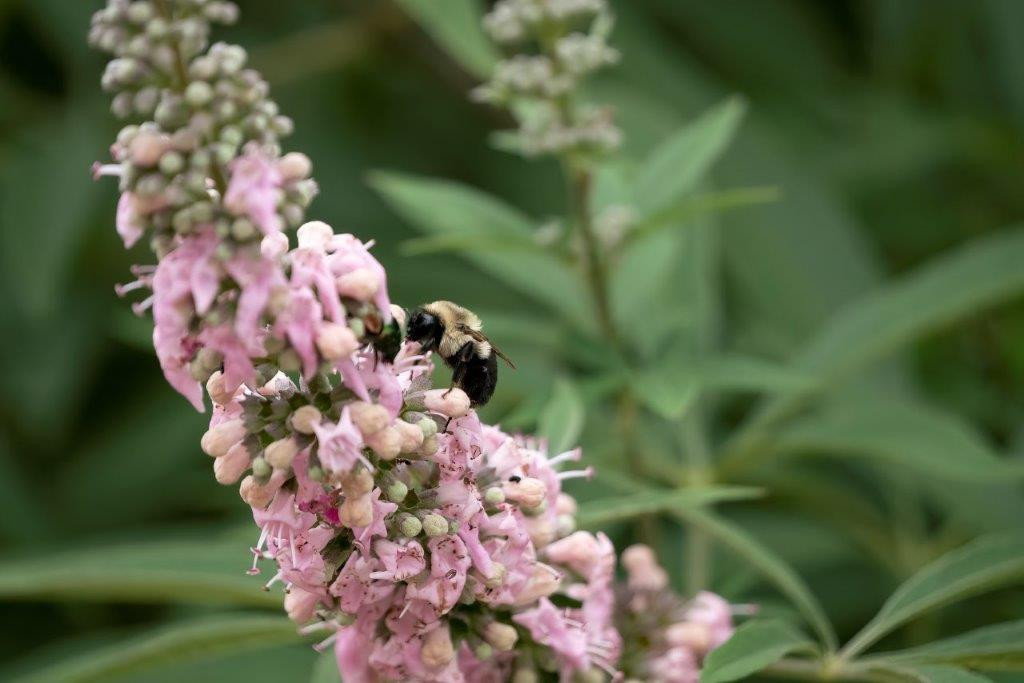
[4,0,1024,681]
[699,620,814,683]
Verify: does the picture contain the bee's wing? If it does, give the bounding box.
[463,327,516,369]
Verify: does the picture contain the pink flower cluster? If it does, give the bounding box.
[202,343,619,681]
[618,545,738,683]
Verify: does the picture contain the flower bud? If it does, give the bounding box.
[296,220,332,250]
[264,437,298,469]
[205,370,234,405]
[424,388,471,418]
[473,642,493,660]
[348,401,389,436]
[513,564,561,606]
[340,468,374,496]
[397,513,422,538]
[261,232,289,259]
[665,621,712,654]
[251,456,272,481]
[503,476,547,509]
[315,323,360,361]
[418,434,439,457]
[336,268,379,301]
[201,419,246,457]
[621,544,657,571]
[525,515,556,548]
[484,487,506,506]
[366,425,402,460]
[555,492,578,516]
[214,441,251,484]
[338,493,373,528]
[512,670,538,683]
[395,420,424,453]
[484,562,507,589]
[284,587,319,624]
[556,514,576,537]
[421,513,448,538]
[417,416,438,438]
[421,625,455,669]
[289,405,321,434]
[239,471,284,508]
[279,152,312,181]
[129,130,171,166]
[386,480,408,504]
[482,621,518,652]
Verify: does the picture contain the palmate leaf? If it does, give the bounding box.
[575,486,762,527]
[699,620,815,683]
[391,0,497,79]
[0,535,278,608]
[368,172,593,333]
[867,619,1024,671]
[840,535,1024,660]
[727,226,1024,462]
[767,399,1022,482]
[11,615,303,683]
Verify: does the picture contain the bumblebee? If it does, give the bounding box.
[405,301,515,406]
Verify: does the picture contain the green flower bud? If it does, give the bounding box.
[473,642,493,661]
[386,480,408,504]
[422,513,448,538]
[484,487,505,506]
[397,513,422,538]
[418,417,438,439]
[308,466,325,482]
[251,456,271,481]
[185,80,214,107]
[231,217,256,241]
[159,151,184,175]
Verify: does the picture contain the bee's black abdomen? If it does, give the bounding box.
[459,348,498,406]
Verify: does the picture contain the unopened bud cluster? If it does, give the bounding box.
[92,2,623,680]
[90,0,314,257]
[475,0,621,157]
[616,545,739,682]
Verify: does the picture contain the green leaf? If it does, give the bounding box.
[391,0,498,79]
[537,378,585,454]
[629,185,780,243]
[841,535,1024,660]
[0,535,279,608]
[869,619,1024,671]
[699,620,815,683]
[11,615,303,683]
[874,665,994,683]
[634,96,747,215]
[310,651,341,683]
[633,360,700,420]
[399,232,554,257]
[671,508,838,650]
[576,486,762,527]
[738,227,1024,443]
[770,399,1021,482]
[697,354,814,394]
[368,172,592,332]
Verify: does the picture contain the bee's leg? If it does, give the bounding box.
[443,350,472,398]
[442,417,453,433]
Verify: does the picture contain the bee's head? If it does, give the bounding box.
[406,307,442,351]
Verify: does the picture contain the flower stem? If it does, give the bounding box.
[563,159,618,345]
[682,409,712,595]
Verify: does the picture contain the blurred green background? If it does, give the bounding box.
[1,0,1024,680]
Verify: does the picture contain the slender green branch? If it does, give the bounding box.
[682,409,713,595]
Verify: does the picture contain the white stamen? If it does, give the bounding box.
[556,466,593,481]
